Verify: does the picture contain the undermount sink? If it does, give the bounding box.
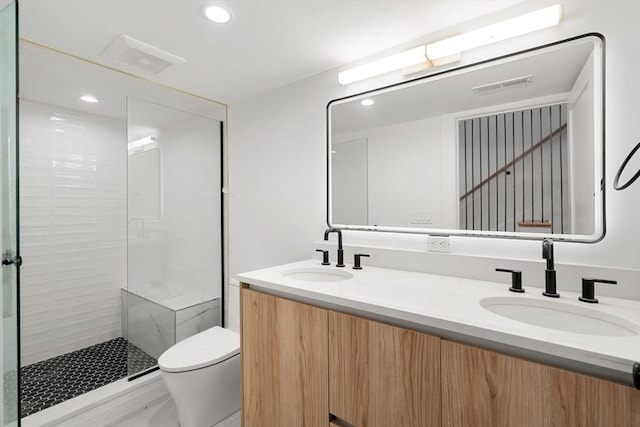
[480,296,639,337]
[281,267,353,282]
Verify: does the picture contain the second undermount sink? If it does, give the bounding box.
[281,267,353,283]
[481,296,639,337]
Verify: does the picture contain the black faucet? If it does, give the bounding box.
[353,253,369,270]
[542,238,559,298]
[579,278,617,303]
[323,228,345,267]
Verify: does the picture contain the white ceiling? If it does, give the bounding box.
[18,0,523,105]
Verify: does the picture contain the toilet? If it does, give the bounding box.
[158,326,240,427]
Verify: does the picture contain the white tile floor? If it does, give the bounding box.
[107,395,240,427]
[103,395,178,427]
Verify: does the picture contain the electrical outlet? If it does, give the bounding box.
[427,236,451,253]
[410,211,433,224]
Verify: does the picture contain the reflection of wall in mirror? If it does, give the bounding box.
[333,116,455,228]
[331,138,368,225]
[568,50,595,236]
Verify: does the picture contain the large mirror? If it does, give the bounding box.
[328,34,604,242]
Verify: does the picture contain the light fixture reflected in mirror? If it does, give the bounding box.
[205,6,231,23]
[80,95,98,103]
[128,135,157,153]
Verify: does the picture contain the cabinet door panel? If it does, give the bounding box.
[241,288,328,427]
[442,340,640,427]
[329,311,441,427]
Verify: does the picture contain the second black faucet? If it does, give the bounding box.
[542,238,559,298]
[323,228,345,267]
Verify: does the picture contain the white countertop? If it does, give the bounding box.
[238,259,640,385]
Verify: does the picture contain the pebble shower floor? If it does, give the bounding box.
[20,338,157,417]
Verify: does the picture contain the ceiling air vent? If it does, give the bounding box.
[102,35,186,74]
[472,75,533,93]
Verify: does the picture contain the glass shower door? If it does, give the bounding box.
[0,1,19,425]
[125,97,223,378]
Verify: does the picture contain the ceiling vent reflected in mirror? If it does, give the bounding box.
[102,35,186,74]
[472,75,534,94]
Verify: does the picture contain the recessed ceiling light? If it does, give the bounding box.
[205,6,231,23]
[80,95,98,103]
[360,99,375,106]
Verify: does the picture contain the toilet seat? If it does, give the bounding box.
[158,326,240,373]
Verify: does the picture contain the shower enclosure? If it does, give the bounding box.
[10,36,225,420]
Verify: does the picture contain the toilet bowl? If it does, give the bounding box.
[158,326,240,427]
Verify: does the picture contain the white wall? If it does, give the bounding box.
[228,72,333,278]
[228,1,640,327]
[19,100,126,365]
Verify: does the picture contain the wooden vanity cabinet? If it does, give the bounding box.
[240,287,441,427]
[442,340,640,426]
[328,311,441,426]
[241,287,640,427]
[241,287,329,426]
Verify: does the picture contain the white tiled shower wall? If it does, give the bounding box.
[19,100,127,365]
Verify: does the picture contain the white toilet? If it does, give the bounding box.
[158,326,240,427]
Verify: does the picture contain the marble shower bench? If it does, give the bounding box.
[121,283,220,361]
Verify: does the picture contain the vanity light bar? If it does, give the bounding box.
[337,46,428,85]
[337,4,562,85]
[426,4,563,60]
